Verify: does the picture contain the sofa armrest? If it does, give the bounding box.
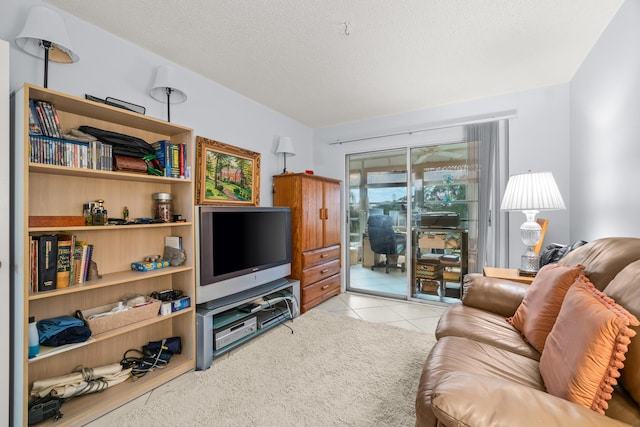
[431,372,629,427]
[462,273,529,317]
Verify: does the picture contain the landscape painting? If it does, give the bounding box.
[195,136,260,206]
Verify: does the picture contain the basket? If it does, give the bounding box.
[81,297,161,335]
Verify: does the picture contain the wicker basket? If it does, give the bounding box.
[81,297,161,336]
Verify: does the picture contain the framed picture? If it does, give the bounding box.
[195,136,260,206]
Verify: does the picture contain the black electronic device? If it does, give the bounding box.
[151,289,183,302]
[28,396,63,425]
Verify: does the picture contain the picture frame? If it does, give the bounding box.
[195,136,260,206]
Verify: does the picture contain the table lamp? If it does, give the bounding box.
[500,171,566,274]
[16,6,79,89]
[276,136,295,174]
[150,65,187,122]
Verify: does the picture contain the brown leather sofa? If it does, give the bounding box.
[416,237,640,427]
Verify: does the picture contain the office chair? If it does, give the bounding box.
[367,215,406,273]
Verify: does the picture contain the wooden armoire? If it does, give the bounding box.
[273,173,342,312]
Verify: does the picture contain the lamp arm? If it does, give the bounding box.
[41,40,52,88]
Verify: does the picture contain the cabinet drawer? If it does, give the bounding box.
[302,245,340,269]
[302,259,340,286]
[301,273,341,305]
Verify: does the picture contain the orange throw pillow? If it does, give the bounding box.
[539,279,639,414]
[508,263,584,352]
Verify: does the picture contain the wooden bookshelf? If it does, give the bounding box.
[12,84,196,426]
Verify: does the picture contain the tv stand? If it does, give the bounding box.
[195,278,300,370]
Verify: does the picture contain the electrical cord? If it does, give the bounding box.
[121,348,169,380]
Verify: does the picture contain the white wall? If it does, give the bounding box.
[314,84,572,268]
[570,0,640,240]
[1,0,315,207]
[0,39,10,427]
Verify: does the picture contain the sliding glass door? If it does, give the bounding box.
[344,121,504,303]
[347,149,409,298]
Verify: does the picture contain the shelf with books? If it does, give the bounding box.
[28,266,193,300]
[13,84,196,426]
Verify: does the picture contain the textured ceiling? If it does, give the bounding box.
[45,0,623,128]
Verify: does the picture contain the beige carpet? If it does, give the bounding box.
[110,310,436,426]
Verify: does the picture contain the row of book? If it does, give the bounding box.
[29,99,63,138]
[30,234,95,293]
[28,99,188,177]
[29,135,113,171]
[153,140,187,178]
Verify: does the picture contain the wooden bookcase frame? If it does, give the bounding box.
[12,84,196,426]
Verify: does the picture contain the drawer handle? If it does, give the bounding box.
[321,284,329,290]
[321,269,329,274]
[320,253,329,258]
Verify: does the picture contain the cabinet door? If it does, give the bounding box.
[323,180,341,247]
[301,177,324,251]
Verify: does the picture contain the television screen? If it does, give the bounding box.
[210,210,289,277]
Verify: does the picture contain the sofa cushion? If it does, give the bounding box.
[508,263,584,352]
[540,279,639,414]
[416,336,543,427]
[560,237,640,291]
[436,303,540,361]
[462,273,529,317]
[431,372,630,427]
[604,259,640,406]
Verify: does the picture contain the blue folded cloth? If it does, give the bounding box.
[37,315,91,346]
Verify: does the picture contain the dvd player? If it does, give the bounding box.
[214,316,257,350]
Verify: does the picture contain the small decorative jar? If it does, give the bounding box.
[152,193,173,222]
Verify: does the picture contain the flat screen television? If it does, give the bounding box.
[195,206,292,306]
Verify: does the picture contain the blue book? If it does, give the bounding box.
[152,140,171,177]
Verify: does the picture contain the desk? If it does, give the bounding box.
[483,267,535,284]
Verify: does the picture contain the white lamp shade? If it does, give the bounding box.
[501,171,566,211]
[16,6,79,63]
[150,65,187,104]
[276,136,295,156]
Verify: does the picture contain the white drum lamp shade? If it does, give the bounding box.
[150,65,187,122]
[276,136,295,174]
[501,171,566,273]
[16,6,79,88]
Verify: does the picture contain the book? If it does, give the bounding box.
[34,101,52,137]
[170,143,180,178]
[152,140,171,177]
[179,143,185,178]
[30,239,38,293]
[55,234,75,288]
[47,101,63,139]
[28,100,43,135]
[84,244,94,282]
[73,241,90,284]
[35,235,58,292]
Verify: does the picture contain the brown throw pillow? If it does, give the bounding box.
[507,263,584,352]
[539,279,639,414]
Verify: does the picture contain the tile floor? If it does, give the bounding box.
[85,292,448,426]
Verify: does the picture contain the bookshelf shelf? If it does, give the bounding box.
[13,84,196,426]
[28,266,193,300]
[29,221,193,233]
[28,307,192,364]
[29,162,192,183]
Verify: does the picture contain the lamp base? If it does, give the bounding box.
[520,246,540,274]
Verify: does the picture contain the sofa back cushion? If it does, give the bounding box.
[540,279,638,414]
[604,259,640,406]
[560,238,640,291]
[507,263,584,352]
